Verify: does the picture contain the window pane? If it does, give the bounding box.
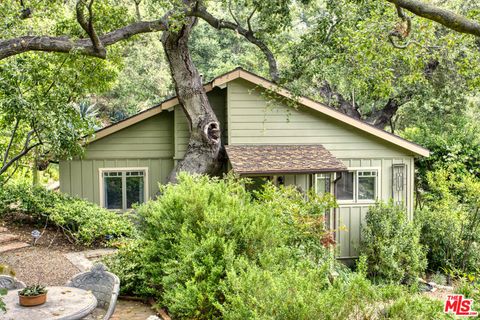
[316,174,331,195]
[335,172,354,200]
[358,172,376,200]
[126,176,144,208]
[104,176,122,209]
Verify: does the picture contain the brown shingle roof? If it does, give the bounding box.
[225,145,347,175]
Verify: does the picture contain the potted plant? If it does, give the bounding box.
[18,285,48,307]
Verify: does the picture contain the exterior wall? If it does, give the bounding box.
[335,157,415,258]
[59,158,173,204]
[60,111,175,204]
[60,77,419,259]
[227,79,416,258]
[85,112,174,159]
[60,88,227,205]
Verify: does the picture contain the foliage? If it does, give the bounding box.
[103,239,155,297]
[455,278,480,312]
[359,201,426,284]
[383,294,453,320]
[415,168,480,274]
[0,184,135,246]
[106,174,448,319]
[0,0,127,180]
[401,110,480,189]
[106,173,337,319]
[430,272,447,286]
[18,285,47,297]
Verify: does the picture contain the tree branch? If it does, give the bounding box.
[2,119,20,168]
[246,7,257,33]
[318,81,362,119]
[0,130,41,176]
[191,6,279,82]
[0,18,168,60]
[366,94,412,128]
[134,0,142,21]
[386,0,480,37]
[76,0,104,55]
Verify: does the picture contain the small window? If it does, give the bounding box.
[335,169,378,203]
[357,171,377,200]
[315,173,332,195]
[335,172,354,200]
[102,169,146,210]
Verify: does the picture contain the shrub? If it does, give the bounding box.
[360,201,427,284]
[104,239,155,297]
[0,184,134,245]
[383,294,452,320]
[455,278,479,313]
[221,256,381,320]
[106,173,337,319]
[107,174,451,319]
[416,168,480,274]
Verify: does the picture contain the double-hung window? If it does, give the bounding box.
[335,169,378,203]
[100,168,148,210]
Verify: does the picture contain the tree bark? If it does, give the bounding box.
[162,16,222,183]
[386,0,480,37]
[318,81,362,119]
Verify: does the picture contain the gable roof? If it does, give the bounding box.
[91,67,430,157]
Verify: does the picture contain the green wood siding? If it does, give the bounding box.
[227,79,414,158]
[60,111,176,205]
[86,112,174,159]
[227,79,416,258]
[59,158,174,204]
[334,157,414,258]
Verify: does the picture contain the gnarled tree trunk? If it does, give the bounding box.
[162,16,222,183]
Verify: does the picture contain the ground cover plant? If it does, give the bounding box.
[106,173,448,319]
[0,184,134,246]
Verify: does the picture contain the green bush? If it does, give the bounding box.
[221,257,379,320]
[360,201,427,284]
[416,168,480,274]
[106,173,338,319]
[383,294,453,320]
[0,184,134,245]
[106,174,451,319]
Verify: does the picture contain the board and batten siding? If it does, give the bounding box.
[59,112,175,204]
[227,79,416,258]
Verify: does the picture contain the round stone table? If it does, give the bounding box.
[1,286,97,320]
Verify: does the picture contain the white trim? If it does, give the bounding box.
[98,167,149,210]
[336,167,381,205]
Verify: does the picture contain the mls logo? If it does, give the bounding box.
[444,294,478,317]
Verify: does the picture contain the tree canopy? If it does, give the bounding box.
[0,0,479,181]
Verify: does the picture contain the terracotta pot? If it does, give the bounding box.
[19,293,47,307]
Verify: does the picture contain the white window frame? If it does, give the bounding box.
[99,167,149,210]
[335,167,380,205]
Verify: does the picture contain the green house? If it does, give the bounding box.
[59,68,429,259]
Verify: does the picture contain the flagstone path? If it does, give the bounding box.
[0,226,30,253]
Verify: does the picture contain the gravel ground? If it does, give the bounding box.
[0,246,80,286]
[0,219,158,319]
